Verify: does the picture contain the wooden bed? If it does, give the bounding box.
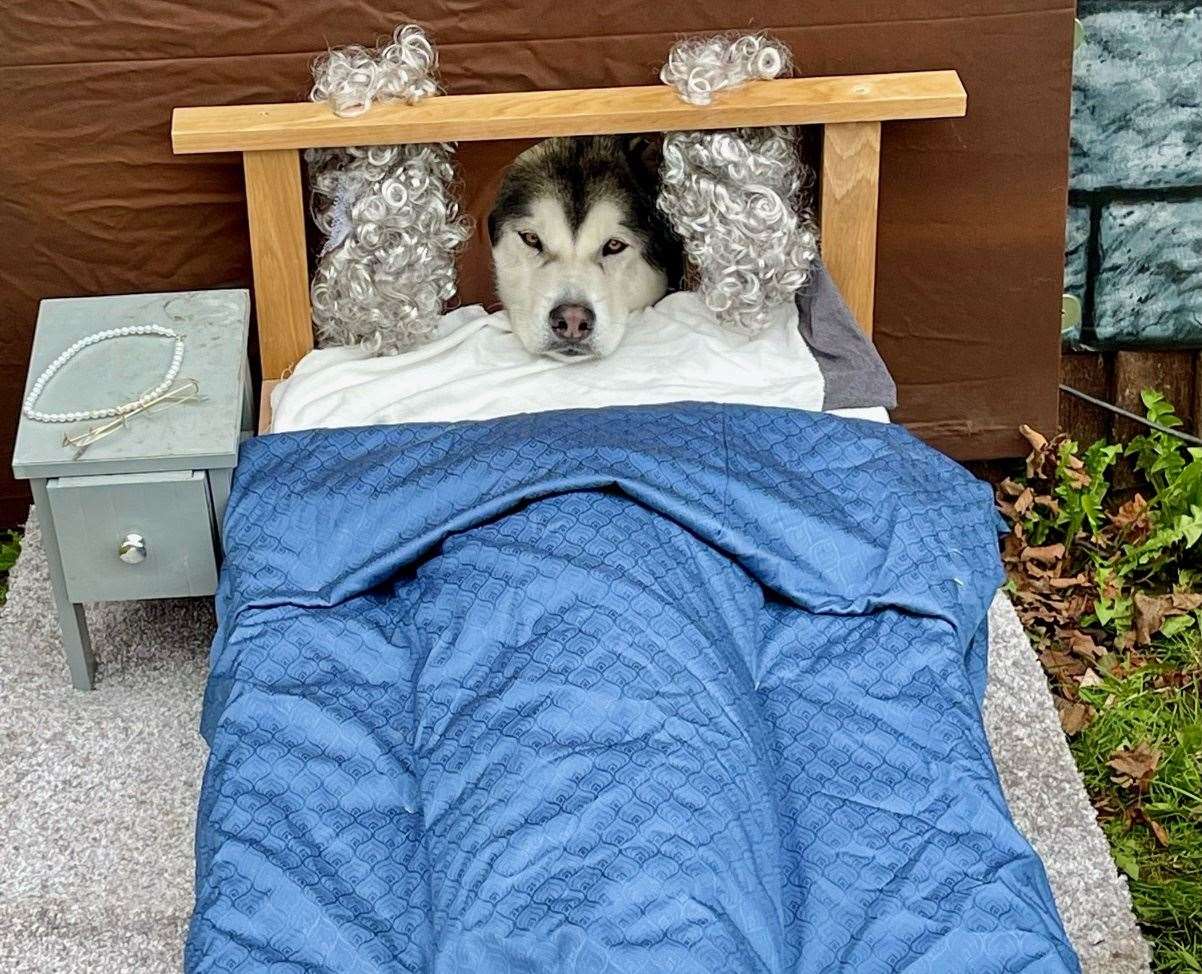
[171,70,966,433]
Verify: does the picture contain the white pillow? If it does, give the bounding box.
[269,291,889,434]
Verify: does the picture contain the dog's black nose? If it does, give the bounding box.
[549,303,595,342]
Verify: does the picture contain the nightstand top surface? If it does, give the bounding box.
[13,290,250,479]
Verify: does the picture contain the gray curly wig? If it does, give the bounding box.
[657,34,819,335]
[306,25,471,354]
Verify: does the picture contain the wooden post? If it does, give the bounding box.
[821,121,882,337]
[172,72,967,153]
[242,149,312,378]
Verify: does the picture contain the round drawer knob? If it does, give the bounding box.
[118,533,147,565]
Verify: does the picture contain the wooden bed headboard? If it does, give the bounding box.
[172,70,965,386]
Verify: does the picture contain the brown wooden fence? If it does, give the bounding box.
[1061,350,1202,445]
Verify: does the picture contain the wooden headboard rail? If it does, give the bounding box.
[173,70,966,381]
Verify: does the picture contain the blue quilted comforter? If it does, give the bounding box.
[187,404,1078,973]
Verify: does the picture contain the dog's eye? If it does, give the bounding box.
[602,238,628,256]
[518,231,542,251]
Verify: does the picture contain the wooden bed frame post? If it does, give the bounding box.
[820,121,882,338]
[242,149,312,379]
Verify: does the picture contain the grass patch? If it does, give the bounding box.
[998,390,1202,972]
[1074,659,1202,970]
[0,529,21,605]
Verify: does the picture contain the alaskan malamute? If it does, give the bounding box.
[488,137,682,361]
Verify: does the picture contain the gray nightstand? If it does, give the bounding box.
[12,290,251,689]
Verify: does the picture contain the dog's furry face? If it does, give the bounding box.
[488,137,681,361]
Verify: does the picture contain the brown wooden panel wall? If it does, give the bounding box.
[0,0,1076,526]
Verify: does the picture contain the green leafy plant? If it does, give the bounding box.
[998,390,1202,972]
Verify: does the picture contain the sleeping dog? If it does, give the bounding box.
[488,137,682,361]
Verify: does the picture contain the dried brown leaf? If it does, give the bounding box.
[1055,697,1093,735]
[1041,648,1087,682]
[1021,425,1055,479]
[1064,467,1092,488]
[1108,742,1162,790]
[1033,494,1061,514]
[1065,593,1093,618]
[1014,487,1035,516]
[1132,592,1199,645]
[1144,812,1170,847]
[999,478,1025,498]
[1019,424,1048,454]
[1022,543,1066,565]
[1062,628,1104,660]
[1002,534,1024,561]
[1049,574,1088,590]
[1092,792,1120,819]
[1111,494,1149,531]
[1171,592,1202,612]
[1134,592,1172,646]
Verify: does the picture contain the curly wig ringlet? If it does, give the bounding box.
[306,26,471,354]
[657,34,819,335]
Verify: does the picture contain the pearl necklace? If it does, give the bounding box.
[23,325,185,424]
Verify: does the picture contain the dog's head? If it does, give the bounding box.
[487,136,681,361]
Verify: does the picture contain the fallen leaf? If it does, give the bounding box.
[1108,742,1162,790]
[1134,592,1171,645]
[1110,494,1149,535]
[999,478,1025,498]
[1143,811,1170,847]
[1062,628,1103,659]
[1049,574,1088,590]
[1064,467,1092,489]
[1033,494,1061,514]
[1092,792,1120,820]
[1019,424,1047,453]
[1055,697,1093,735]
[1020,425,1056,479]
[1023,543,1066,565]
[1002,534,1024,563]
[1041,648,1087,683]
[1132,592,1198,645]
[1065,594,1093,618]
[1025,561,1054,580]
[1080,668,1105,688]
[1155,670,1195,690]
[1171,592,1202,612]
[1014,487,1035,515]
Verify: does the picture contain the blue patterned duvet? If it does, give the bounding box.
[187,404,1078,973]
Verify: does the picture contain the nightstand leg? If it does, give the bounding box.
[30,480,95,690]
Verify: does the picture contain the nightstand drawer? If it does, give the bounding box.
[46,470,218,602]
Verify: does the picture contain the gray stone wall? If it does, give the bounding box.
[1065,0,1202,346]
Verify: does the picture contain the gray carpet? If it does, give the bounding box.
[0,513,1151,972]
